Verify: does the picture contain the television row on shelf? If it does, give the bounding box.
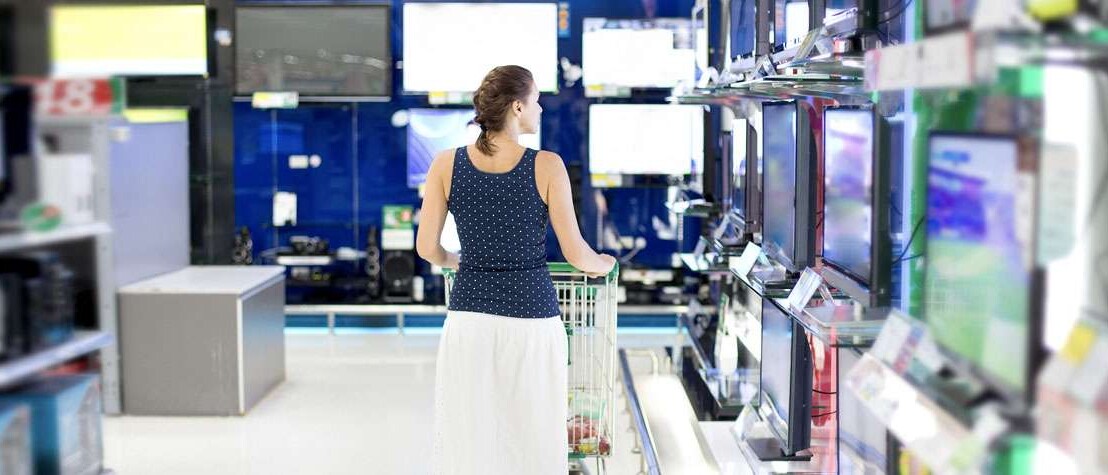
[42,3,711,98]
[680,1,1106,474]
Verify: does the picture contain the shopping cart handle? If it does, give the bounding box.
[440,262,619,281]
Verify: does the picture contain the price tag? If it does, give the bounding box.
[787,267,822,311]
[728,243,762,282]
[871,311,913,365]
[32,78,121,117]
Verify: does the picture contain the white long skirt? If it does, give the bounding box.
[432,310,568,475]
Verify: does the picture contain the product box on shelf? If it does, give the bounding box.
[0,374,102,475]
[0,402,33,475]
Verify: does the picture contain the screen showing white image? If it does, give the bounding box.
[403,3,558,93]
[588,104,704,176]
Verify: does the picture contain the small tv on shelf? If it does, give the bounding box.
[753,298,813,460]
[587,104,705,187]
[582,18,696,91]
[235,5,391,99]
[403,3,558,94]
[407,109,540,189]
[50,4,208,77]
[761,101,816,274]
[731,117,760,235]
[821,105,892,307]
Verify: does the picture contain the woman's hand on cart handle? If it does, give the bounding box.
[586,254,617,278]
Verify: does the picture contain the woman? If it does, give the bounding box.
[416,65,616,475]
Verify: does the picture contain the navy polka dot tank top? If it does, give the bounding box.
[447,146,561,318]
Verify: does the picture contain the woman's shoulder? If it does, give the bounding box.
[429,148,458,175]
[534,149,564,167]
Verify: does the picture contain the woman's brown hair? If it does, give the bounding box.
[472,65,534,155]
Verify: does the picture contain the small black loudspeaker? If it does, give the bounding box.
[365,226,381,299]
[382,251,414,302]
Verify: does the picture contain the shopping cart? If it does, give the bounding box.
[444,262,619,474]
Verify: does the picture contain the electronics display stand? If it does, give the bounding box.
[746,436,813,462]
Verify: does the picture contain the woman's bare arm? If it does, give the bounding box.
[416,151,460,269]
[537,151,616,276]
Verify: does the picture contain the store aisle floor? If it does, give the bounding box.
[104,328,677,474]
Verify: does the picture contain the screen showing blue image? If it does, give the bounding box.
[732,118,748,216]
[925,134,1030,396]
[823,109,874,283]
[760,299,795,439]
[730,0,756,58]
[762,103,797,264]
[406,109,540,189]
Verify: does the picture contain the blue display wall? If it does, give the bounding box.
[233,0,706,285]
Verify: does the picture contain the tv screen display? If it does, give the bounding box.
[582,18,696,89]
[732,118,749,217]
[759,299,812,454]
[235,6,391,97]
[407,109,540,189]
[403,3,558,93]
[730,0,756,58]
[823,108,875,284]
[785,0,810,46]
[925,133,1032,397]
[762,103,798,264]
[51,5,208,77]
[588,104,704,176]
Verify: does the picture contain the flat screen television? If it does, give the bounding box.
[761,101,816,273]
[924,132,1042,406]
[730,0,757,59]
[582,18,696,90]
[731,117,761,234]
[784,0,810,47]
[403,3,558,93]
[821,106,892,307]
[235,5,391,98]
[50,5,208,77]
[754,298,813,460]
[407,108,540,189]
[588,104,704,184]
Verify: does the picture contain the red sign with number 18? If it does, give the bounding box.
[31,78,120,117]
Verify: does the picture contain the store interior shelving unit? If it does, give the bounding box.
[665,1,1108,472]
[0,122,121,416]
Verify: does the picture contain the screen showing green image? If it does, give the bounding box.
[924,134,1031,395]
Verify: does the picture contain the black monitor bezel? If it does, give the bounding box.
[761,100,816,274]
[233,3,393,100]
[922,131,1045,410]
[820,105,892,308]
[758,297,814,455]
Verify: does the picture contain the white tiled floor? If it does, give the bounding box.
[103,328,679,475]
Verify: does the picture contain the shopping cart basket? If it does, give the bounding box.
[444,262,619,474]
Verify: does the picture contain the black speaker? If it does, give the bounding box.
[382,251,414,302]
[232,227,253,265]
[0,252,75,351]
[365,226,381,300]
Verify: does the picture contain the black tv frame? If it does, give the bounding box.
[820,105,892,308]
[233,3,393,102]
[761,100,817,274]
[753,297,814,460]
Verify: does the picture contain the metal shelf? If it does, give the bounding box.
[0,223,111,254]
[0,331,115,389]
